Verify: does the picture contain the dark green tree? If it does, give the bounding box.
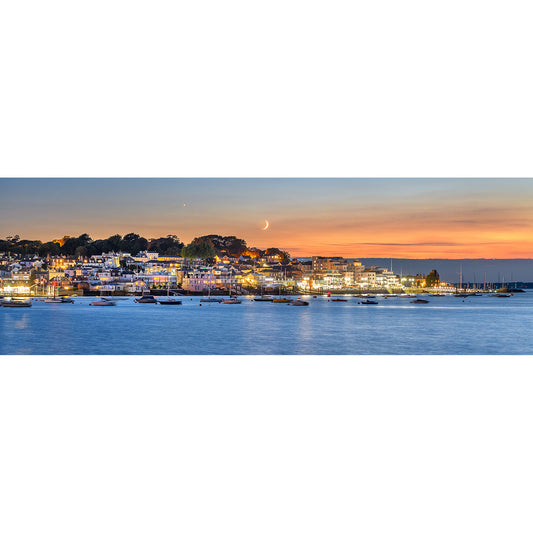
[102,234,123,252]
[425,269,440,287]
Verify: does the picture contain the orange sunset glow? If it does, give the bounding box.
[1,178,532,258]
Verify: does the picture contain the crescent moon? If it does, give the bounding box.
[262,220,269,230]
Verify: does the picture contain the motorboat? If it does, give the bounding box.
[2,299,32,307]
[222,298,242,304]
[90,298,116,306]
[330,298,347,302]
[291,300,309,306]
[44,296,74,303]
[272,298,291,303]
[135,295,158,303]
[360,299,378,305]
[410,299,429,304]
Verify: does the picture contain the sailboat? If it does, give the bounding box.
[254,279,273,301]
[159,283,182,305]
[200,282,223,302]
[222,272,242,304]
[272,275,291,303]
[454,264,468,297]
[44,284,74,303]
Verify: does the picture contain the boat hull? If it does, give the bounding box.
[2,301,32,307]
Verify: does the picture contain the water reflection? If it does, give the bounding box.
[0,294,532,355]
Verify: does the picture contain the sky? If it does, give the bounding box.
[1,178,532,259]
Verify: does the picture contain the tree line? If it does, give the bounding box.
[0,233,291,262]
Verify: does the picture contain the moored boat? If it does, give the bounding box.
[2,299,32,307]
[90,298,116,306]
[410,299,429,304]
[273,298,291,303]
[291,300,309,306]
[135,295,158,303]
[360,299,378,305]
[158,284,182,304]
[44,296,74,303]
[221,298,242,304]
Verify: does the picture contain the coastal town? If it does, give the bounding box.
[0,233,456,297]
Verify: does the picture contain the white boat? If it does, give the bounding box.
[360,299,378,305]
[44,296,74,303]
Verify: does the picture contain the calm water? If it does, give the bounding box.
[1,293,533,354]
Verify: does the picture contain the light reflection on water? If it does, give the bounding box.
[1,293,532,354]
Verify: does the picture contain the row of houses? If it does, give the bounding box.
[0,251,446,295]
